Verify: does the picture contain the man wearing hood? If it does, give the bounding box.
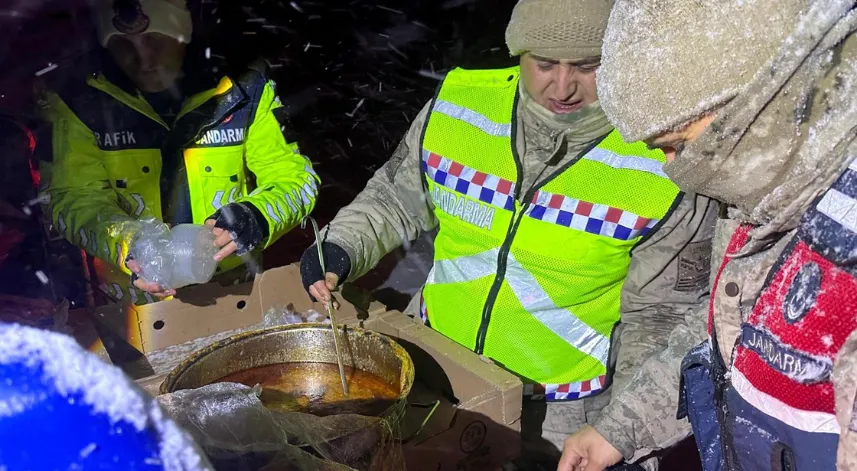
[300,0,718,465]
[560,1,857,470]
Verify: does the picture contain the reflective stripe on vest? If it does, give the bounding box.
[420,288,609,400]
[421,66,680,391]
[427,249,611,365]
[432,99,512,137]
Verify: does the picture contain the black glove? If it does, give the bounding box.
[300,242,351,298]
[607,464,647,471]
[208,202,269,255]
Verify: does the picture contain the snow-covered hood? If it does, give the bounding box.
[665,2,857,240]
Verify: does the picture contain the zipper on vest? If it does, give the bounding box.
[475,205,527,354]
[473,135,607,355]
[474,109,526,355]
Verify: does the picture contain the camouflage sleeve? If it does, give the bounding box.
[612,194,718,394]
[596,193,718,459]
[323,102,438,281]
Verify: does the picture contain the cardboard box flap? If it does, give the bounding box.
[359,311,521,426]
[256,263,313,313]
[356,312,522,470]
[93,265,385,355]
[93,277,260,353]
[401,382,457,446]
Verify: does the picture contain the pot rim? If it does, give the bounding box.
[159,322,415,399]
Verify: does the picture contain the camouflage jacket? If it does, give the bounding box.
[323,84,718,403]
[593,6,857,469]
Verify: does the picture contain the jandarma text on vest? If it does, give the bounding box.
[196,127,245,145]
[431,184,496,230]
[741,325,832,383]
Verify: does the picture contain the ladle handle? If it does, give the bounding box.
[327,300,349,396]
[303,217,349,396]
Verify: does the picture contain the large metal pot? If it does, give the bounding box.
[161,323,415,470]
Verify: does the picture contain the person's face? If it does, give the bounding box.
[519,52,600,115]
[107,32,186,93]
[644,114,718,163]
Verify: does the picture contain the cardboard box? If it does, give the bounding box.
[91,264,384,358]
[354,311,522,471]
[94,264,522,470]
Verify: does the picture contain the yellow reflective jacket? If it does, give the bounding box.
[42,64,319,304]
[421,67,680,396]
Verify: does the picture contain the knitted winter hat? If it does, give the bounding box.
[94,0,192,47]
[505,0,610,60]
[598,0,805,143]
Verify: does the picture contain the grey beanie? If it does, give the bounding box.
[506,0,611,60]
[598,0,805,143]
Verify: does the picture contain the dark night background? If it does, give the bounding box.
[0,1,699,468]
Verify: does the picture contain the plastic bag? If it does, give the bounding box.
[261,305,329,328]
[130,219,219,290]
[157,382,406,471]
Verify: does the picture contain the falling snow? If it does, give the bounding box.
[78,443,97,459]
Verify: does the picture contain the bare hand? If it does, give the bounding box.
[309,272,341,309]
[558,425,623,471]
[126,259,176,298]
[205,218,237,261]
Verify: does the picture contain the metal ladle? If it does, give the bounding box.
[302,216,349,396]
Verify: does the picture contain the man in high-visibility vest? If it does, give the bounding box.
[301,0,716,467]
[42,0,319,305]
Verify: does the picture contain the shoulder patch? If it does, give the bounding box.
[675,238,713,292]
[783,261,822,324]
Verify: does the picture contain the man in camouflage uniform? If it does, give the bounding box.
[560,1,857,470]
[302,0,717,467]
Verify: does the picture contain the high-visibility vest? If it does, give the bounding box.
[42,66,318,305]
[420,67,680,400]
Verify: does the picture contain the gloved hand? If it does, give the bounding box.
[300,242,351,304]
[205,202,269,261]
